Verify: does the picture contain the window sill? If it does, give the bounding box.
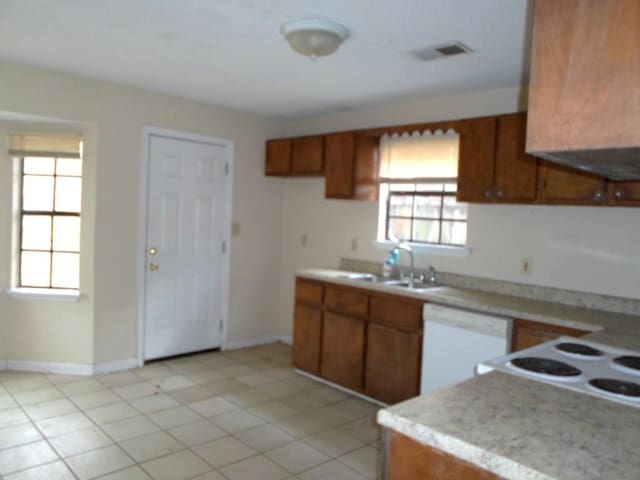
[6,288,81,303]
[374,240,470,257]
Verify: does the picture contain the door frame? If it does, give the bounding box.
[137,126,234,366]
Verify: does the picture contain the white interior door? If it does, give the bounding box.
[144,133,230,360]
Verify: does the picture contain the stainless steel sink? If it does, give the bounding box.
[348,275,437,291]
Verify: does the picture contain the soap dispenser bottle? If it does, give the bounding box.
[382,247,400,277]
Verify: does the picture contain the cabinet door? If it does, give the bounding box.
[370,296,422,332]
[387,431,500,480]
[325,287,368,317]
[494,113,538,203]
[457,117,497,202]
[295,279,323,306]
[608,181,640,206]
[538,161,607,205]
[265,139,291,176]
[292,305,322,374]
[324,132,355,198]
[511,319,588,353]
[353,133,380,201]
[365,323,421,404]
[291,136,324,175]
[320,312,365,390]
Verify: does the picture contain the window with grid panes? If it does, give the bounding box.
[10,135,82,290]
[377,130,467,246]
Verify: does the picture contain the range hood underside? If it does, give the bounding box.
[532,148,640,181]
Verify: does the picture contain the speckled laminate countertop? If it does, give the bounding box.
[378,369,640,480]
[297,269,640,335]
[297,268,640,479]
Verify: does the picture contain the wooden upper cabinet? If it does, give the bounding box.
[325,132,355,198]
[538,161,608,205]
[291,136,324,175]
[608,181,640,206]
[527,0,640,153]
[265,139,291,176]
[494,113,538,203]
[324,132,379,200]
[511,319,589,353]
[365,323,421,404]
[456,117,497,202]
[320,312,366,390]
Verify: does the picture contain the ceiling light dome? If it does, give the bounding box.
[280,18,350,59]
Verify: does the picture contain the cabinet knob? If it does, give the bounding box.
[484,189,493,199]
[592,190,605,202]
[495,189,504,199]
[613,190,623,199]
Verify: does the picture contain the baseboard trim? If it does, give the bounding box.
[6,360,93,376]
[294,369,387,408]
[93,358,139,375]
[224,335,283,350]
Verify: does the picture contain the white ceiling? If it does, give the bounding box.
[0,0,533,118]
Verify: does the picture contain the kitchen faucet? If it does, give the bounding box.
[395,241,415,284]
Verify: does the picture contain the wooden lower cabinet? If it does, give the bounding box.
[511,318,589,352]
[292,305,322,374]
[386,431,500,480]
[320,312,366,391]
[365,323,421,404]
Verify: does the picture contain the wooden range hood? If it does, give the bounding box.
[526,0,640,180]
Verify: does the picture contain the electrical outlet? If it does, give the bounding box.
[301,234,307,246]
[520,257,532,275]
[351,238,358,251]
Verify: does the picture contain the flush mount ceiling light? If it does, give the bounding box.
[280,18,350,59]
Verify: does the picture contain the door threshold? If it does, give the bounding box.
[144,347,221,365]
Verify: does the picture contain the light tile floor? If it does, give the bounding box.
[0,343,383,479]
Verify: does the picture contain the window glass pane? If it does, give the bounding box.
[416,183,444,192]
[56,158,82,176]
[444,183,458,193]
[413,220,440,243]
[53,216,81,252]
[54,177,82,212]
[442,197,468,220]
[23,176,54,211]
[414,195,441,218]
[22,215,52,250]
[442,221,467,245]
[23,157,55,175]
[51,252,80,289]
[21,251,51,287]
[389,195,413,216]
[387,218,411,242]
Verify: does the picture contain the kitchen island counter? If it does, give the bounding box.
[378,365,640,480]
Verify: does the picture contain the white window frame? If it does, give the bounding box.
[7,139,82,302]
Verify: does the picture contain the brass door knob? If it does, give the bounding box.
[149,262,159,271]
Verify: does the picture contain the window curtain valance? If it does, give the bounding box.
[379,129,459,180]
[9,134,82,158]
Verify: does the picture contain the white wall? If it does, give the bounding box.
[0,60,285,367]
[275,86,640,338]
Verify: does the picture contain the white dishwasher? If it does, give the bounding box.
[421,304,511,394]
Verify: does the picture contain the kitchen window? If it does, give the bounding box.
[10,134,83,293]
[377,130,467,246]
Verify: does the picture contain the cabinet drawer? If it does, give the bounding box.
[325,287,368,317]
[295,280,323,306]
[370,296,422,331]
